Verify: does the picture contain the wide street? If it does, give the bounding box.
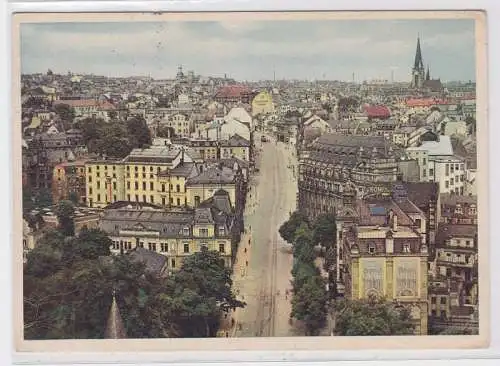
[230,132,298,338]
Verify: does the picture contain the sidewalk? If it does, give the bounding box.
[218,180,259,337]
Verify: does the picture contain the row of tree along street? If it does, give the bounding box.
[279,210,416,336]
[24,200,245,339]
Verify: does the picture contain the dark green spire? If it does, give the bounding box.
[414,36,424,70]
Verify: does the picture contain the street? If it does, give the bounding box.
[230,133,298,337]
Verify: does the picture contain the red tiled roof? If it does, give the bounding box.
[364,105,391,118]
[215,85,251,99]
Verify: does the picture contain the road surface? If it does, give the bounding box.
[230,133,298,337]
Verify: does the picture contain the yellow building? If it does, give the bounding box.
[189,139,219,161]
[219,134,251,162]
[185,164,242,208]
[251,90,275,116]
[342,208,429,335]
[85,160,126,207]
[85,146,241,210]
[100,193,234,270]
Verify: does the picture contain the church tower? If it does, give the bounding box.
[104,290,127,339]
[411,36,425,89]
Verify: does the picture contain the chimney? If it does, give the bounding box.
[392,214,398,232]
[181,147,184,164]
[386,231,394,254]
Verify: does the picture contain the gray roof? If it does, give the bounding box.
[123,147,180,163]
[316,133,388,150]
[128,247,167,275]
[220,134,250,147]
[186,165,236,185]
[159,162,198,177]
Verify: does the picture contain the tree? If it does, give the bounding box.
[333,297,415,336]
[161,248,245,337]
[71,227,112,260]
[279,210,309,243]
[291,261,320,293]
[68,192,79,205]
[291,275,327,336]
[127,116,152,148]
[292,223,316,263]
[53,103,75,128]
[311,213,337,248]
[54,200,75,237]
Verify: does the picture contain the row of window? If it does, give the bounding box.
[111,240,226,254]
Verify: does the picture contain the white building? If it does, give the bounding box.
[407,135,466,195]
[225,107,253,130]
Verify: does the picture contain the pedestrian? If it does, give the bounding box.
[245,260,248,267]
[231,318,235,327]
[244,248,247,253]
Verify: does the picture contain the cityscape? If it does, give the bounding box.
[20,17,479,339]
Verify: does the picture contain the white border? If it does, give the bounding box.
[2,0,500,365]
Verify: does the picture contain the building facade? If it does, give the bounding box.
[298,134,401,219]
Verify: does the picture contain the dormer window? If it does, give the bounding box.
[368,244,376,254]
[219,226,226,236]
[403,244,411,253]
[183,227,190,236]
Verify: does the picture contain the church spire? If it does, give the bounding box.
[426,65,430,81]
[104,290,127,339]
[413,35,424,70]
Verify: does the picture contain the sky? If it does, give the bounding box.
[20,18,476,82]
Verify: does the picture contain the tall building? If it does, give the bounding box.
[297,134,401,219]
[411,36,425,89]
[410,36,444,93]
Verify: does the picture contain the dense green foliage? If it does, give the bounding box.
[278,210,310,243]
[75,115,152,159]
[311,213,336,248]
[23,226,243,339]
[333,297,415,336]
[54,200,75,237]
[281,211,328,335]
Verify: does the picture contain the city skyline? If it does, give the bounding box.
[21,18,476,82]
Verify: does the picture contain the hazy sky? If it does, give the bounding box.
[20,18,476,82]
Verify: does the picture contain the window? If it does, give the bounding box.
[104,165,108,170]
[368,244,375,254]
[423,158,426,166]
[142,195,146,202]
[113,194,116,202]
[445,164,450,176]
[431,297,436,304]
[199,228,209,237]
[89,187,93,195]
[403,244,411,253]
[88,176,92,183]
[183,243,190,253]
[169,197,173,204]
[162,184,166,192]
[148,243,157,251]
[176,184,180,192]
[139,242,144,248]
[127,181,131,189]
[142,182,146,190]
[219,227,226,236]
[450,178,454,185]
[423,169,427,177]
[150,195,154,203]
[415,218,422,229]
[135,182,139,190]
[97,172,100,178]
[113,182,117,190]
[169,184,173,190]
[429,168,434,176]
[88,167,92,173]
[183,227,190,236]
[177,198,181,206]
[135,194,139,201]
[135,166,138,171]
[97,193,101,201]
[142,166,146,172]
[466,240,471,247]
[440,297,447,305]
[194,196,201,206]
[127,194,130,201]
[219,243,225,253]
[97,181,101,189]
[455,164,459,170]
[162,197,166,206]
[445,181,449,189]
[150,182,154,190]
[161,243,168,252]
